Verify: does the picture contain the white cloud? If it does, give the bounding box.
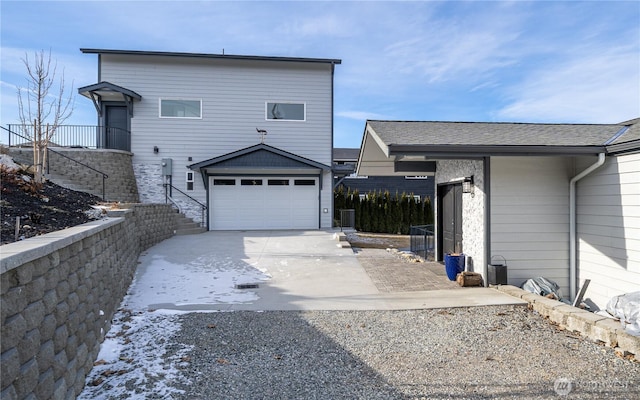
[498,45,640,123]
[336,110,389,121]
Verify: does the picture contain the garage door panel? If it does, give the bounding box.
[210,176,318,230]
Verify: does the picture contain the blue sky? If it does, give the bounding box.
[1,0,638,148]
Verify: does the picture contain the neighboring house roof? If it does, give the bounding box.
[334,148,360,162]
[80,48,342,65]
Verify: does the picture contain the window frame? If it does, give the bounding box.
[265,101,306,122]
[159,98,202,119]
[186,171,194,191]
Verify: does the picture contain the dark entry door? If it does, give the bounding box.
[105,105,129,151]
[441,183,463,256]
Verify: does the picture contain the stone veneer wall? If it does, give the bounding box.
[8,148,139,203]
[0,204,176,400]
[134,163,204,225]
[435,160,486,275]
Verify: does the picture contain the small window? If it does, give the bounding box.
[412,195,421,203]
[268,179,290,186]
[294,179,315,186]
[186,171,194,191]
[241,179,263,186]
[160,99,202,118]
[266,102,305,121]
[214,179,235,186]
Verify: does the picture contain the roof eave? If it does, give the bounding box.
[80,48,341,65]
[388,144,607,157]
[606,139,640,155]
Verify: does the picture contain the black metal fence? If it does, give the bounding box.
[6,124,130,151]
[338,209,355,231]
[410,224,435,260]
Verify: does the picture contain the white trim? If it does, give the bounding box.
[159,98,203,119]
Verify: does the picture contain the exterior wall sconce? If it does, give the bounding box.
[463,176,475,196]
[153,146,159,154]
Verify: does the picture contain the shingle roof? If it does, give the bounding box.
[610,118,640,145]
[367,120,625,147]
[333,148,360,161]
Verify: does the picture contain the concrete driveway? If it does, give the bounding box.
[127,230,525,311]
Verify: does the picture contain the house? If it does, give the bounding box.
[357,119,640,309]
[78,49,340,230]
[333,147,435,203]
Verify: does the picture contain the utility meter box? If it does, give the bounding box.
[161,158,173,176]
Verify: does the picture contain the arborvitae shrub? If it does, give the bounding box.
[334,185,433,233]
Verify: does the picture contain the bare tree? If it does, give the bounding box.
[17,49,74,183]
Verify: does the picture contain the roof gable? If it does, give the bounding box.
[189,143,330,171]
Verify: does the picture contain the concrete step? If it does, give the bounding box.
[174,213,206,235]
[175,226,207,235]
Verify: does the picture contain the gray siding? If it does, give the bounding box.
[99,54,334,227]
[576,153,640,309]
[490,157,572,294]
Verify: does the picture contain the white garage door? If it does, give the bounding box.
[209,176,319,230]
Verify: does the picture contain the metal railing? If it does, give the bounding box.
[47,149,108,200]
[163,183,207,227]
[1,126,109,200]
[6,124,130,151]
[338,209,355,231]
[410,224,435,260]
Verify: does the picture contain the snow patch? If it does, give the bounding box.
[0,154,20,171]
[80,248,273,398]
[78,306,193,400]
[125,254,271,310]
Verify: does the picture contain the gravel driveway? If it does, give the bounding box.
[168,305,638,400]
[80,238,638,400]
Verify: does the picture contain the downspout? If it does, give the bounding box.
[569,153,605,300]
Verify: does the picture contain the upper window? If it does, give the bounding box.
[160,99,202,118]
[266,102,305,121]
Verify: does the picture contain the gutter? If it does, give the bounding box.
[569,153,605,300]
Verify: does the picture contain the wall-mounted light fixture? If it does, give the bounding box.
[462,175,474,196]
[153,146,159,154]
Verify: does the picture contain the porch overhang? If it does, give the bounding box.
[78,81,141,117]
[189,143,331,188]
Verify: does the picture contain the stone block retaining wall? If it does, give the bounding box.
[495,285,639,361]
[0,204,176,399]
[8,148,139,203]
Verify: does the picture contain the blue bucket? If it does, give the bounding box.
[445,254,465,281]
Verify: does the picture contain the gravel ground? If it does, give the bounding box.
[168,305,639,400]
